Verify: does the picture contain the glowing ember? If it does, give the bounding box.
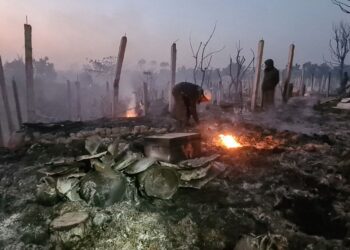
[219,134,242,148]
[126,109,137,118]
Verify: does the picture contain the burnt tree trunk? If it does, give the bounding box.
[24,24,35,122]
[0,56,15,132]
[67,80,72,121]
[283,44,295,103]
[251,40,264,111]
[327,72,332,97]
[113,36,127,118]
[169,43,177,112]
[12,78,22,127]
[75,81,81,121]
[143,81,149,116]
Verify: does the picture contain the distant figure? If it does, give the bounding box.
[171,82,209,126]
[339,72,349,94]
[261,59,279,109]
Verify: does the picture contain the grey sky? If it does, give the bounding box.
[0,0,348,70]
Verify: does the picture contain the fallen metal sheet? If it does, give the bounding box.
[125,157,157,175]
[85,135,103,155]
[340,97,350,103]
[179,161,226,189]
[140,166,179,199]
[57,176,82,201]
[113,152,142,171]
[38,165,79,177]
[334,102,350,110]
[178,165,212,181]
[44,157,76,166]
[159,161,182,169]
[76,151,107,161]
[178,154,220,169]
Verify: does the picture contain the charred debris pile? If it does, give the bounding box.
[0,113,349,250]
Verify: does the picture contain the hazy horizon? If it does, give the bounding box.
[0,0,348,71]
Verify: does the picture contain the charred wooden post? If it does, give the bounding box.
[75,81,81,121]
[24,23,35,122]
[169,43,177,112]
[105,81,111,118]
[0,119,4,147]
[113,35,127,118]
[67,80,72,120]
[143,81,149,116]
[300,68,305,96]
[311,73,315,92]
[282,44,295,103]
[327,72,332,97]
[251,40,264,111]
[12,78,22,127]
[0,56,15,132]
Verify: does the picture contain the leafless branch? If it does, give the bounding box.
[332,0,350,13]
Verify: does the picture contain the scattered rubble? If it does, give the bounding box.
[0,103,350,249]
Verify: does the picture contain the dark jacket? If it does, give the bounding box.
[172,82,204,124]
[172,82,203,101]
[262,67,279,91]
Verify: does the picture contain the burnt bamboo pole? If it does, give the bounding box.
[24,23,35,122]
[143,81,149,116]
[12,78,22,127]
[300,68,305,96]
[251,40,264,111]
[0,56,15,132]
[169,42,177,112]
[283,44,295,103]
[327,72,331,97]
[106,81,110,117]
[75,80,81,121]
[67,80,72,120]
[113,35,127,118]
[0,118,3,147]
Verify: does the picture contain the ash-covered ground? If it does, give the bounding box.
[0,97,349,250]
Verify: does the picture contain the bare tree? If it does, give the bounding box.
[332,0,350,13]
[189,24,225,87]
[228,43,255,111]
[329,21,350,91]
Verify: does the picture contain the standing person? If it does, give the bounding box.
[261,59,279,109]
[171,82,209,126]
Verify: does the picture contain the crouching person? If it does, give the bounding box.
[171,82,209,127]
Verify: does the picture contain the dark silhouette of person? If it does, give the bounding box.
[340,72,349,94]
[262,59,279,109]
[171,82,209,126]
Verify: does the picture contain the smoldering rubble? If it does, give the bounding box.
[0,98,349,250]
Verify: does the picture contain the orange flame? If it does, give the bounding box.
[219,134,242,148]
[126,109,137,118]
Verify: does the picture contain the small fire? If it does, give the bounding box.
[126,109,137,118]
[219,134,242,148]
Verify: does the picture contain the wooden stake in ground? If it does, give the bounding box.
[113,35,127,118]
[106,81,110,117]
[12,78,22,127]
[282,44,295,103]
[327,72,332,97]
[66,80,72,120]
[143,81,149,116]
[75,81,81,121]
[24,23,35,122]
[300,68,305,96]
[169,43,177,112]
[0,118,3,147]
[251,40,264,111]
[0,56,15,132]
